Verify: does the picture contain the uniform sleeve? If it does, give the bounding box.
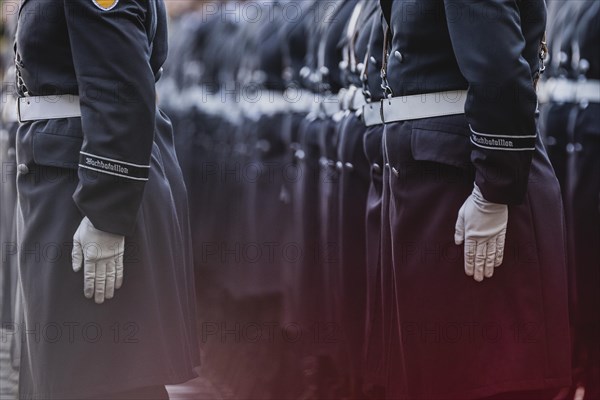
[444,0,538,205]
[64,0,156,236]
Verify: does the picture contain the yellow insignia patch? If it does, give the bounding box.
[92,0,119,11]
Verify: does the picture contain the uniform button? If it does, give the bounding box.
[282,67,294,81]
[299,66,310,79]
[345,162,354,171]
[579,59,590,74]
[394,50,404,63]
[17,164,29,175]
[392,167,400,178]
[370,56,377,64]
[320,66,330,76]
[336,161,343,172]
[357,63,365,73]
[565,143,574,153]
[558,51,568,65]
[566,143,583,153]
[372,163,382,174]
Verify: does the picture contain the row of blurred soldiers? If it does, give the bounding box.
[159,0,388,397]
[157,0,600,398]
[157,0,599,398]
[1,0,598,399]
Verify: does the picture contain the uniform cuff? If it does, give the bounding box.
[79,151,150,181]
[470,125,537,152]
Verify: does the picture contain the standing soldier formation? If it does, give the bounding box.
[0,0,597,399]
[539,1,600,399]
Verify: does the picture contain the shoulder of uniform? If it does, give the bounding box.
[66,0,150,14]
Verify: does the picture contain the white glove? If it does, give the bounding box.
[454,185,508,282]
[72,217,125,304]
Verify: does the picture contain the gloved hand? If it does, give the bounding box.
[72,217,125,304]
[454,184,508,282]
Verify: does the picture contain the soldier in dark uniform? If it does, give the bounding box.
[276,2,328,396]
[312,2,360,396]
[0,8,22,389]
[0,10,19,332]
[539,1,600,398]
[229,0,293,299]
[280,1,354,396]
[14,1,199,398]
[197,4,246,302]
[378,0,571,398]
[280,0,317,329]
[332,1,380,397]
[164,1,244,302]
[358,9,387,400]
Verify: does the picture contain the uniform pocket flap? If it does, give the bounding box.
[33,131,82,170]
[411,117,472,169]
